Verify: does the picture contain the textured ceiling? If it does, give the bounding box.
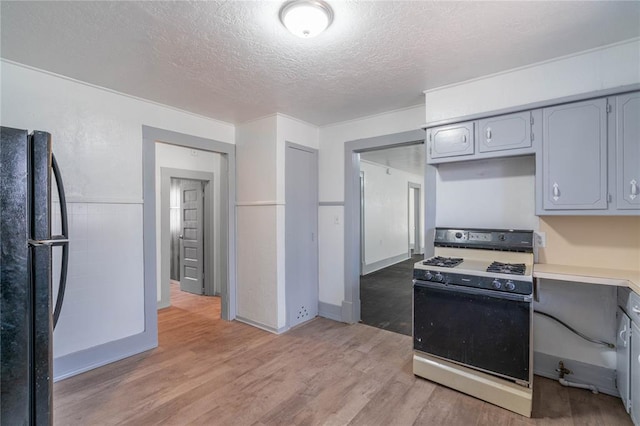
[361,144,425,177]
[1,1,639,126]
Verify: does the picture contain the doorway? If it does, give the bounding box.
[142,125,237,355]
[170,177,216,297]
[342,130,431,324]
[357,145,425,335]
[408,182,422,255]
[159,163,217,308]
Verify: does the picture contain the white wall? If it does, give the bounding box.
[236,116,279,329]
[424,39,640,124]
[360,161,423,270]
[318,105,425,306]
[423,40,640,369]
[236,114,319,331]
[435,156,537,230]
[1,61,234,362]
[155,142,222,301]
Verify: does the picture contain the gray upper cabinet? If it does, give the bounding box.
[542,98,608,210]
[427,121,474,160]
[478,111,532,153]
[616,92,640,210]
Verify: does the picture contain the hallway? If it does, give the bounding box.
[359,254,422,336]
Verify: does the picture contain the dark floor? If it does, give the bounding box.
[359,254,422,336]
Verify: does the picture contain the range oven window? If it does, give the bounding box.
[414,281,531,382]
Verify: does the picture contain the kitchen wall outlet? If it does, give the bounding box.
[535,231,546,248]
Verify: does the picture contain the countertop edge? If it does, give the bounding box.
[533,264,640,294]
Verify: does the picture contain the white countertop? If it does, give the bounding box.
[533,263,640,294]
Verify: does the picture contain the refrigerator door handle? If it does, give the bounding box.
[28,237,69,246]
[51,153,69,329]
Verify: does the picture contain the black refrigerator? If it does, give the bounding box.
[1,126,69,425]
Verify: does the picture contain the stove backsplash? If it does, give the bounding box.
[435,156,537,231]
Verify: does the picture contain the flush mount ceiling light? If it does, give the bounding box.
[279,0,334,38]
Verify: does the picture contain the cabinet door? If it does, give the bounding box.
[427,122,474,159]
[631,321,640,425]
[617,307,631,413]
[543,98,608,210]
[478,111,532,153]
[616,92,640,210]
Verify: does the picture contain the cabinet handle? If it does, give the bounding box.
[462,134,467,144]
[631,179,638,200]
[632,306,640,315]
[620,325,628,347]
[486,128,492,141]
[552,183,560,201]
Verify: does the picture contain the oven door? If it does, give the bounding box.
[413,279,532,383]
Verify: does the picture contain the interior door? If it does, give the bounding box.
[285,144,318,328]
[180,180,204,294]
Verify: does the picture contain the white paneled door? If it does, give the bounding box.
[180,180,204,295]
[285,144,318,328]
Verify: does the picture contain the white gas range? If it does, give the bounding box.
[412,227,535,417]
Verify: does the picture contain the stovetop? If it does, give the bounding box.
[487,261,526,276]
[413,228,535,293]
[415,258,533,280]
[422,256,464,268]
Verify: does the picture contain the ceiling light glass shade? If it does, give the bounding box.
[279,0,333,38]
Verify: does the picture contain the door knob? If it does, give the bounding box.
[179,234,184,239]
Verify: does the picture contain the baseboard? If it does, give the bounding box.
[533,351,618,397]
[235,316,288,334]
[318,302,342,322]
[341,300,358,324]
[361,253,409,275]
[54,331,157,382]
[157,299,170,310]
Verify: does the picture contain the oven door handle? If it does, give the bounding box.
[414,279,532,303]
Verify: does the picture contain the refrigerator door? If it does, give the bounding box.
[30,131,54,425]
[1,127,32,424]
[0,127,54,425]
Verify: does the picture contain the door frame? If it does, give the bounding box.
[408,182,422,255]
[160,170,215,308]
[285,142,319,329]
[359,171,365,275]
[143,126,236,338]
[343,130,432,324]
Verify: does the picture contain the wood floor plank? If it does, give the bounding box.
[567,385,632,426]
[52,282,632,426]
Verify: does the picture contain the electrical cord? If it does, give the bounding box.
[534,310,615,349]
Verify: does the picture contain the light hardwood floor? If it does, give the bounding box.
[54,283,631,425]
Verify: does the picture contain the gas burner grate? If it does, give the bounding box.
[422,256,464,268]
[487,261,526,275]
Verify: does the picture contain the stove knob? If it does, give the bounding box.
[425,271,433,280]
[492,279,502,289]
[434,273,444,282]
[505,280,516,291]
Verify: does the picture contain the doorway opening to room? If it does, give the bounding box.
[357,143,425,336]
[168,177,218,300]
[159,157,221,324]
[142,126,236,352]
